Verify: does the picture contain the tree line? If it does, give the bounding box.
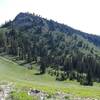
[0,23,100,86]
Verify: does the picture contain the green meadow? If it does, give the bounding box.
[0,56,100,99]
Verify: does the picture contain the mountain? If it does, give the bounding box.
[2,12,100,47]
[0,12,100,85]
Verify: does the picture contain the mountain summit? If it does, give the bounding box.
[0,12,100,84]
[3,12,100,47]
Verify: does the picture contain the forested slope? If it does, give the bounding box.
[0,12,100,85]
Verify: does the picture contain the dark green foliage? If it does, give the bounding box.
[69,71,76,80]
[39,57,46,74]
[80,72,93,86]
[0,12,100,86]
[56,71,67,81]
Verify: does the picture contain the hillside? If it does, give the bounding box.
[0,56,100,99]
[2,12,100,47]
[0,12,100,86]
[0,12,100,99]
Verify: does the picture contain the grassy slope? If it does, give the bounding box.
[0,56,100,99]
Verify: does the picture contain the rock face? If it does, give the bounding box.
[13,13,34,29]
[13,13,48,31]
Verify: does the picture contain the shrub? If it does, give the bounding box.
[10,91,38,100]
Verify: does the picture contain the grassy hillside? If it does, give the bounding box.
[0,12,100,99]
[0,56,100,99]
[0,12,100,87]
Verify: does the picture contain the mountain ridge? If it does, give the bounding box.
[2,12,100,47]
[0,12,100,85]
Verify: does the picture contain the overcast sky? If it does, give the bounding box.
[0,0,100,35]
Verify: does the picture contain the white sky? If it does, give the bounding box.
[0,0,100,35]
